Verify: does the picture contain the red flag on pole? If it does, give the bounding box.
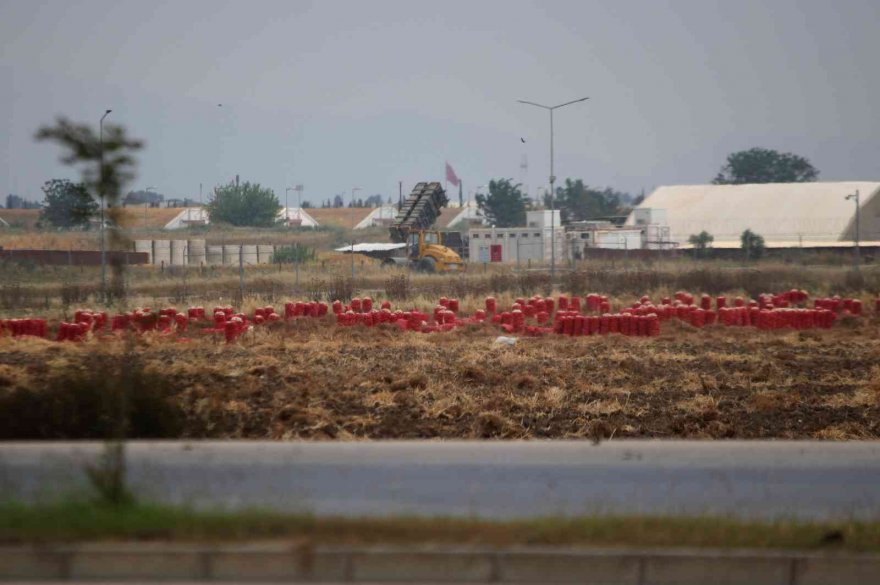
[445,162,460,187]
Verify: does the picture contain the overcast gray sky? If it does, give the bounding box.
[2,0,878,205]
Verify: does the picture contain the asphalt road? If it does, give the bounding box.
[1,441,879,521]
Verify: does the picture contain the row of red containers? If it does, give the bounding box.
[487,295,613,315]
[553,313,661,337]
[0,318,48,338]
[286,302,329,319]
[345,298,397,313]
[814,297,863,315]
[334,299,392,314]
[337,308,485,331]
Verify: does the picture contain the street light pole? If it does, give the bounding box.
[99,109,112,301]
[351,186,362,207]
[846,189,861,267]
[285,187,293,225]
[517,96,589,282]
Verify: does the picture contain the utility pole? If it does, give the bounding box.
[99,109,112,301]
[398,181,403,210]
[517,96,589,283]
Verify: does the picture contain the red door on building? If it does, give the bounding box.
[490,245,502,262]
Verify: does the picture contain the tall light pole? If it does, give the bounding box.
[846,189,860,267]
[99,109,112,300]
[517,96,589,281]
[351,186,362,206]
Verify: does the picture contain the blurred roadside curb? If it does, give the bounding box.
[2,542,879,584]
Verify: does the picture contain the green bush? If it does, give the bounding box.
[272,244,316,264]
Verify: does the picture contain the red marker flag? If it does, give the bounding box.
[445,162,460,187]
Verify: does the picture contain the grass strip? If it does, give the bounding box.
[2,500,879,551]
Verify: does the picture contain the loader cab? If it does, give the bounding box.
[407,230,441,259]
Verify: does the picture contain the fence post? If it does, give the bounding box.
[295,243,300,292]
[239,245,245,301]
[183,243,188,302]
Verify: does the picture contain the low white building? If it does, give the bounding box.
[563,210,674,257]
[468,210,564,264]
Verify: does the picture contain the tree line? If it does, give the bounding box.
[475,178,636,228]
[22,132,819,231]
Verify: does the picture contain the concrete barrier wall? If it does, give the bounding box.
[257,245,274,264]
[205,245,223,265]
[134,240,153,264]
[241,245,258,265]
[128,240,278,266]
[187,239,206,266]
[152,240,171,266]
[222,245,240,266]
[170,240,187,266]
[2,544,879,584]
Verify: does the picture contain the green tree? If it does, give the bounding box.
[740,229,765,260]
[206,180,281,227]
[476,179,529,227]
[36,116,143,299]
[40,179,98,228]
[713,148,818,184]
[688,230,714,258]
[555,178,624,222]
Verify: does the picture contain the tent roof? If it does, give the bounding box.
[627,182,880,244]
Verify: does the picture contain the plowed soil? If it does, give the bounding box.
[1,317,879,440]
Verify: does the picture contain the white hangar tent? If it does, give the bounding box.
[627,182,880,248]
[163,207,319,229]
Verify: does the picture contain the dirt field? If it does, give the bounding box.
[2,315,878,440]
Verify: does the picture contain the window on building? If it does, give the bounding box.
[534,232,541,238]
[472,233,480,239]
[521,233,529,238]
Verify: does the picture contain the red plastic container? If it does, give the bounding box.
[700,295,712,311]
